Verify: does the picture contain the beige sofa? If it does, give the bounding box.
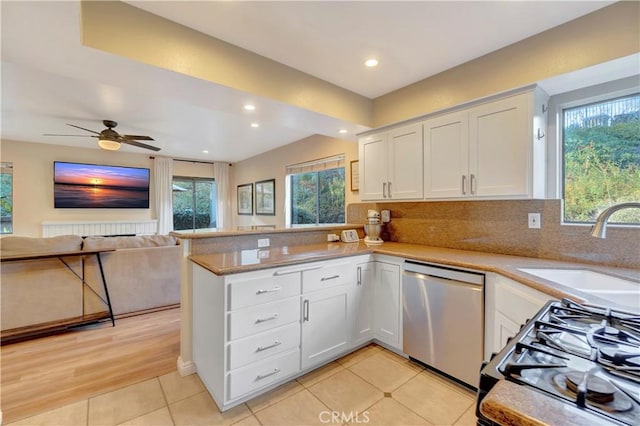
[1,234,181,333]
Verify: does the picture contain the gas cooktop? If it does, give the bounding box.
[478,298,640,425]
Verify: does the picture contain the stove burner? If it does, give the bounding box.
[551,371,634,413]
[600,347,640,367]
[565,371,615,403]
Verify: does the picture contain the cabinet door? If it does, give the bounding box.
[492,311,521,355]
[469,94,530,197]
[352,262,374,346]
[301,285,349,370]
[359,133,387,200]
[387,124,423,200]
[374,262,401,349]
[423,112,469,198]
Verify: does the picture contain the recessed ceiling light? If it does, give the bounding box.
[251,123,259,128]
[243,104,256,111]
[339,129,348,134]
[202,150,209,154]
[365,59,378,67]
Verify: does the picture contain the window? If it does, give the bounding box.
[287,155,345,226]
[562,93,640,224]
[172,177,217,230]
[1,162,13,234]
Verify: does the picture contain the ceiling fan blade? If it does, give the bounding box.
[66,123,101,135]
[122,134,155,141]
[43,133,98,137]
[120,137,161,151]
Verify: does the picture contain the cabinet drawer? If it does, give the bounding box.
[228,297,300,340]
[303,262,353,293]
[227,349,300,400]
[228,272,300,310]
[227,322,300,370]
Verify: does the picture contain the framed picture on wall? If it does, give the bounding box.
[255,179,275,216]
[237,183,253,215]
[350,160,359,191]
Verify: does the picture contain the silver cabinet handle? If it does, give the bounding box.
[256,340,282,352]
[387,181,392,198]
[470,174,476,195]
[320,275,340,281]
[382,182,387,198]
[256,286,281,295]
[256,368,280,380]
[357,266,362,286]
[273,265,321,276]
[303,299,309,322]
[462,175,467,195]
[255,314,278,324]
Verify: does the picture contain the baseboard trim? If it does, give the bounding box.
[177,356,197,376]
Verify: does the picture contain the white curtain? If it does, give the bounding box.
[153,156,174,235]
[214,162,232,229]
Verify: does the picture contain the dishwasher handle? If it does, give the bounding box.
[404,261,484,285]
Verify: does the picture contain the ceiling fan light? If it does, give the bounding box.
[98,139,121,150]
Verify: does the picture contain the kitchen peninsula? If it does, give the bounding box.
[172,226,640,414]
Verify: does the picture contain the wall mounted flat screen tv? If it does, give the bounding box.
[54,161,150,208]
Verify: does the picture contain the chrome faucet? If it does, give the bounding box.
[591,202,640,238]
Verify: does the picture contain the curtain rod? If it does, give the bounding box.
[149,156,232,166]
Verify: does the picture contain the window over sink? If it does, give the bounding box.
[562,92,640,224]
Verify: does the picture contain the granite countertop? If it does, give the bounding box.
[171,224,361,239]
[479,380,608,426]
[190,240,639,306]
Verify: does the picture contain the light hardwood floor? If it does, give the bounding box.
[0,308,180,424]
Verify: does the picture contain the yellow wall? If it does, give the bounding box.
[373,1,640,126]
[231,135,358,227]
[0,139,212,237]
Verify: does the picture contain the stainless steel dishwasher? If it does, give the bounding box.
[402,260,484,388]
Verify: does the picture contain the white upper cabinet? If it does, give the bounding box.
[359,123,423,201]
[423,89,548,199]
[363,86,548,201]
[423,111,469,198]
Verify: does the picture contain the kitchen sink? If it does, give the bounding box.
[517,268,640,312]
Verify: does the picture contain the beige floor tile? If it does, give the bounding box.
[231,414,261,426]
[378,349,424,373]
[245,379,304,412]
[349,352,420,392]
[117,407,174,426]
[7,399,88,426]
[453,404,478,426]
[335,344,381,368]
[159,370,205,404]
[254,389,329,426]
[392,373,474,426]
[169,391,251,426]
[308,369,384,414]
[359,397,432,425]
[296,361,345,387]
[88,378,166,426]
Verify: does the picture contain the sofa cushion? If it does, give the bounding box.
[1,235,83,255]
[82,235,178,251]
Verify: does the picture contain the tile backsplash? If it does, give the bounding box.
[348,200,639,269]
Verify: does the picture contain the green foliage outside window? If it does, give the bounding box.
[0,166,13,234]
[172,178,216,230]
[563,94,640,223]
[291,168,345,225]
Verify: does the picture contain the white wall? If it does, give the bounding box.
[231,134,359,227]
[0,139,211,237]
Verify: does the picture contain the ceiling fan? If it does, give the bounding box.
[44,120,161,152]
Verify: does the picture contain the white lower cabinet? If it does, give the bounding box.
[301,285,350,369]
[353,257,403,351]
[484,272,554,360]
[373,259,402,350]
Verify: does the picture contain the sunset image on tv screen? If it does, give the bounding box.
[54,162,150,208]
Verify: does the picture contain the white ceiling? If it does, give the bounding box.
[0,0,629,163]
